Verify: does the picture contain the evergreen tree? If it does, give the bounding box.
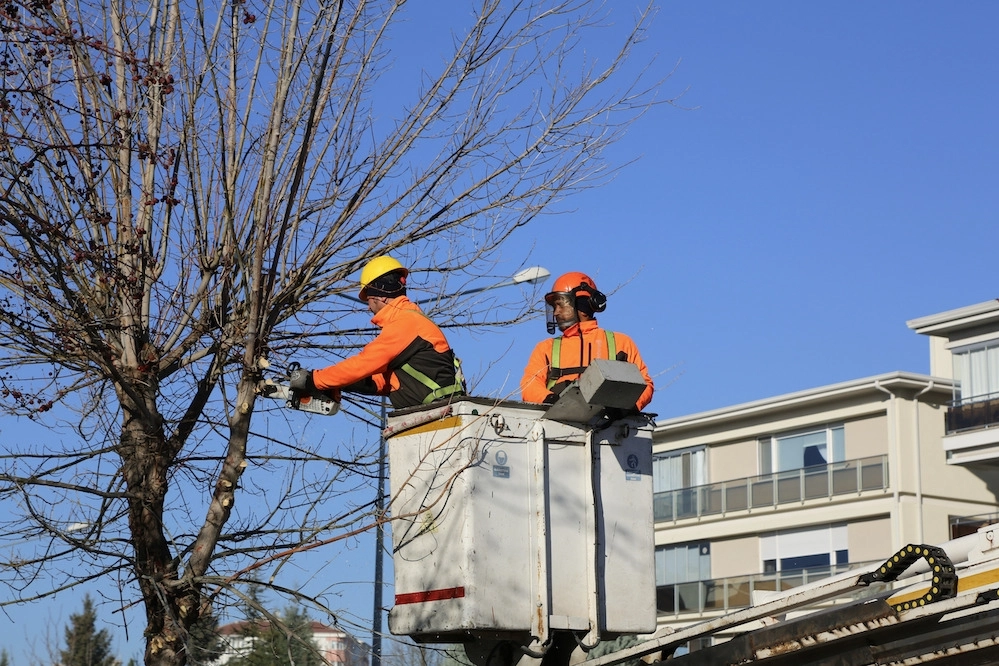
[227,605,321,666]
[59,595,116,666]
[0,648,11,666]
[186,611,224,666]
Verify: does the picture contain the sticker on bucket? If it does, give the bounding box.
[626,453,642,481]
[493,449,510,478]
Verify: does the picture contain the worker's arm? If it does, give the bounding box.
[616,333,655,410]
[312,324,413,392]
[520,340,554,403]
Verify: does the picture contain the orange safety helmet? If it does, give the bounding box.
[544,271,607,333]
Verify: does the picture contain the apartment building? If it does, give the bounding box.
[907,298,999,468]
[651,299,999,649]
[215,620,369,666]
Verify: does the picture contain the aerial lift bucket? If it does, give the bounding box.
[385,361,656,666]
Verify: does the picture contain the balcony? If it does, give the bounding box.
[656,561,878,615]
[946,394,999,434]
[942,394,999,466]
[653,455,889,523]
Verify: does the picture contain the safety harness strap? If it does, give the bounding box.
[546,331,617,389]
[400,357,465,405]
[396,309,466,405]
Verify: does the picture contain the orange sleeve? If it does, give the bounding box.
[312,323,414,391]
[521,339,554,403]
[614,332,655,411]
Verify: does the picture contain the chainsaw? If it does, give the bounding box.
[256,361,340,416]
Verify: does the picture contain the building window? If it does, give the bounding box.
[760,524,847,579]
[953,342,999,403]
[950,513,999,539]
[656,542,711,586]
[654,447,707,519]
[653,447,706,491]
[656,542,710,613]
[759,426,844,474]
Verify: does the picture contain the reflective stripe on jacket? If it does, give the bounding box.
[312,296,464,409]
[520,319,654,410]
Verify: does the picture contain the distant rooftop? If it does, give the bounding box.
[907,298,999,336]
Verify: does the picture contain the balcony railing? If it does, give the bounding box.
[946,394,999,433]
[653,455,889,523]
[656,561,879,615]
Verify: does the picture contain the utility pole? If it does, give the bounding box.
[372,397,387,666]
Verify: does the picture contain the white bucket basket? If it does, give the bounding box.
[386,387,655,646]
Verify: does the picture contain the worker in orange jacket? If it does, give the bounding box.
[520,271,654,411]
[289,256,465,410]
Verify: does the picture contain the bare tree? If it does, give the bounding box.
[0,1,670,665]
[383,638,450,666]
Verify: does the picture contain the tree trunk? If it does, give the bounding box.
[118,369,188,665]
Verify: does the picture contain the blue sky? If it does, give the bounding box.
[3,1,998,661]
[462,1,999,421]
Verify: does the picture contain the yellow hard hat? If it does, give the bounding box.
[358,255,409,300]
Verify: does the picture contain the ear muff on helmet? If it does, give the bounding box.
[365,270,407,299]
[575,282,607,313]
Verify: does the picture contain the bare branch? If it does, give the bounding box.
[0,1,670,663]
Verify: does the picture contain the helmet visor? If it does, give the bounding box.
[544,291,574,308]
[545,292,578,332]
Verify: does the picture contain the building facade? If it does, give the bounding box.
[216,620,369,666]
[907,298,999,468]
[651,299,999,648]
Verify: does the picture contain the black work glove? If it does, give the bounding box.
[288,368,316,393]
[543,380,573,404]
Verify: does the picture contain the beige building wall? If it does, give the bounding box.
[928,335,952,379]
[910,399,999,501]
[846,516,892,563]
[705,515,898,584]
[654,374,999,601]
[709,437,757,482]
[916,500,984,545]
[655,375,998,547]
[710,535,758,579]
[843,413,887,459]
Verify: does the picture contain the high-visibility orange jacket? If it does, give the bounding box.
[312,296,464,410]
[520,319,654,410]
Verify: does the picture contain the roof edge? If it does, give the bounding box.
[657,371,954,431]
[907,298,999,335]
